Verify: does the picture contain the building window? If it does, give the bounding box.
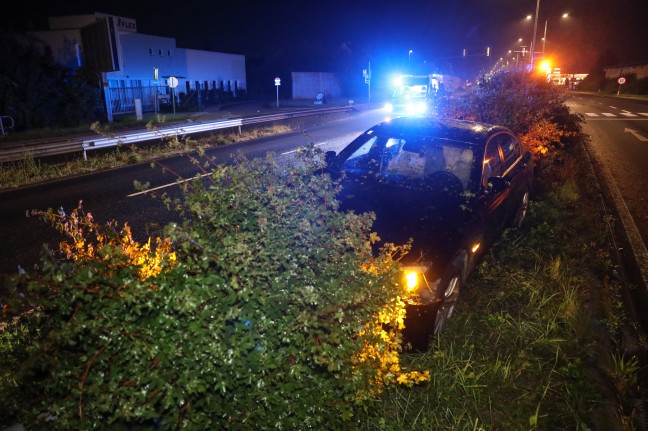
[149,48,153,55]
[168,50,172,57]
[159,49,163,56]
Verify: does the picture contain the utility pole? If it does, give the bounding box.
[530,0,541,71]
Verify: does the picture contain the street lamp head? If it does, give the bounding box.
[518,38,523,42]
[562,13,569,18]
[526,14,533,20]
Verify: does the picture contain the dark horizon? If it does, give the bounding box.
[4,0,648,83]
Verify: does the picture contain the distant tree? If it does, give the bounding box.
[0,33,99,130]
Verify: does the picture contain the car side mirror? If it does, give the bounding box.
[324,151,337,167]
[487,176,509,193]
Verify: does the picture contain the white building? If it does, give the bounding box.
[30,12,246,118]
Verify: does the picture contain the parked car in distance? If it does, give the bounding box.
[325,116,533,348]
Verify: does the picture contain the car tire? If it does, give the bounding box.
[433,272,462,335]
[511,189,529,229]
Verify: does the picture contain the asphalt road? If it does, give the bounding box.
[568,93,648,245]
[567,92,648,330]
[0,108,388,276]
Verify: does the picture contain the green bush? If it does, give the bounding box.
[439,72,582,167]
[443,72,581,135]
[3,147,428,430]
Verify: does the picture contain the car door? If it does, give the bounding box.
[497,132,532,224]
[479,132,514,245]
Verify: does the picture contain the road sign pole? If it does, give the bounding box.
[274,77,281,108]
[617,76,626,95]
[172,87,176,116]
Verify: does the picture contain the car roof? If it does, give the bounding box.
[368,117,509,147]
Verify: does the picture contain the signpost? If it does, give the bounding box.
[153,67,159,113]
[274,77,281,108]
[169,76,179,116]
[363,62,371,105]
[617,76,626,95]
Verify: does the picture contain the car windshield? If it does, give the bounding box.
[338,133,475,190]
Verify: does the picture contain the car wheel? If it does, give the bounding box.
[433,273,461,335]
[511,190,529,229]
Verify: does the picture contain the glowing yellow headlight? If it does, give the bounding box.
[402,265,429,292]
[405,271,420,291]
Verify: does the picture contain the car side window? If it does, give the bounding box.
[482,139,503,188]
[498,133,521,171]
[341,135,379,173]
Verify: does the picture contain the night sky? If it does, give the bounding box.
[5,0,648,84]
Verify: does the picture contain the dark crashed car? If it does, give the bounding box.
[325,117,533,344]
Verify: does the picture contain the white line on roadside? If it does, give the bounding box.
[583,118,648,121]
[127,173,211,197]
[280,141,327,155]
[128,141,330,197]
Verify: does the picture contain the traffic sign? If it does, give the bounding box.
[168,76,179,88]
[274,77,281,86]
[617,77,626,85]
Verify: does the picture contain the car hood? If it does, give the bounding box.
[336,176,470,270]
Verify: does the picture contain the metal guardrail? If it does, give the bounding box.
[0,106,355,163]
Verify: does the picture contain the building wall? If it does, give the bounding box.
[183,49,246,91]
[292,72,341,99]
[29,12,246,99]
[48,15,97,30]
[109,32,182,87]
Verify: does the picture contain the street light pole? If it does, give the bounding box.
[408,49,413,69]
[530,0,540,71]
[542,19,547,54]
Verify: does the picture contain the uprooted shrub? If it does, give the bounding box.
[2,146,429,430]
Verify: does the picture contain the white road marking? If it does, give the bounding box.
[621,112,638,117]
[639,113,648,117]
[280,141,327,155]
[585,113,599,117]
[609,106,618,109]
[127,173,211,197]
[602,113,616,117]
[625,128,648,142]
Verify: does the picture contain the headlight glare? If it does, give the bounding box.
[402,265,429,292]
[405,271,419,290]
